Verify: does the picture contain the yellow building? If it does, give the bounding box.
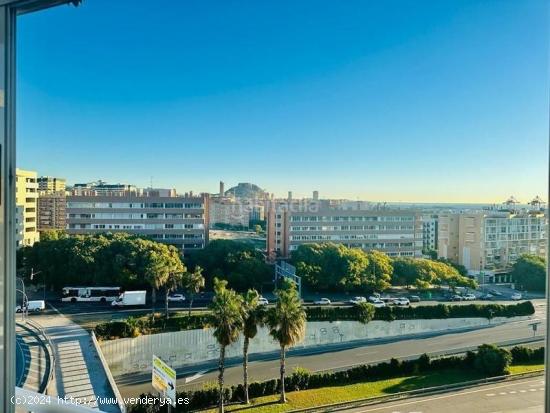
[15,168,39,247]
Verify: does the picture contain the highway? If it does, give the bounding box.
[340,375,544,413]
[115,299,546,398]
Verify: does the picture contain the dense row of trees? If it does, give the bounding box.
[510,254,546,292]
[17,231,206,317]
[290,243,476,292]
[186,239,272,291]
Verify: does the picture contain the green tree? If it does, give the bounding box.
[209,278,244,413]
[183,266,205,316]
[241,289,265,403]
[510,254,546,292]
[474,344,512,376]
[267,279,306,403]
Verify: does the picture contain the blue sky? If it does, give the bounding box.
[17,0,548,202]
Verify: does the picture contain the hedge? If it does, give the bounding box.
[95,301,535,340]
[127,345,542,413]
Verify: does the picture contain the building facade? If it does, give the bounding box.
[15,169,39,247]
[37,176,66,193]
[66,188,209,254]
[267,201,423,259]
[438,212,547,281]
[38,192,67,231]
[209,197,265,228]
[421,214,438,253]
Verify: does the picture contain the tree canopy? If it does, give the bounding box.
[185,239,271,291]
[510,254,546,292]
[392,257,476,289]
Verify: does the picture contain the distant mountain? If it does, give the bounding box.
[225,182,266,199]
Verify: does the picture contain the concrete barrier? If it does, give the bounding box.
[99,316,527,376]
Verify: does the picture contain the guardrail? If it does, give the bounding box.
[286,370,545,413]
[91,330,127,413]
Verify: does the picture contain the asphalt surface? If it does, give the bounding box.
[339,375,544,413]
[113,299,546,398]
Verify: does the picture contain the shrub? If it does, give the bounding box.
[474,344,512,376]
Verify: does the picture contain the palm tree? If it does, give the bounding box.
[164,269,184,318]
[267,279,306,403]
[241,289,265,404]
[183,266,205,316]
[209,278,244,413]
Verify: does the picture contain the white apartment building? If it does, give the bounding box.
[209,197,265,228]
[422,214,438,252]
[15,168,39,247]
[438,211,547,281]
[267,200,423,259]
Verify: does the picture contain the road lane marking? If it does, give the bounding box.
[355,378,544,412]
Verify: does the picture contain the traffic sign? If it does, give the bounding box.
[152,355,176,406]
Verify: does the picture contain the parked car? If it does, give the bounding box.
[409,295,421,303]
[368,293,381,303]
[511,292,522,301]
[392,297,410,306]
[313,298,331,305]
[480,293,494,301]
[16,300,45,313]
[167,293,186,303]
[371,299,385,308]
[462,293,476,301]
[450,294,463,301]
[258,296,269,306]
[489,289,503,297]
[350,296,367,305]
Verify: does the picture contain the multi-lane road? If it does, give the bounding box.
[111,299,546,398]
[341,375,544,413]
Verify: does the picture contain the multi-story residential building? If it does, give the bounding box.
[37,176,66,193]
[15,168,39,247]
[37,175,67,232]
[266,201,423,259]
[438,212,547,282]
[72,180,138,196]
[38,192,67,231]
[66,187,209,254]
[421,214,438,253]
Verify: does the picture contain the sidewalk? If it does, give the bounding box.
[38,310,121,412]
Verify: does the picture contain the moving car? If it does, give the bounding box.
[16,300,45,313]
[511,292,522,301]
[258,296,269,305]
[167,293,186,303]
[392,297,410,306]
[450,294,463,301]
[480,293,494,301]
[371,299,385,308]
[313,298,331,305]
[462,293,476,301]
[350,296,367,305]
[409,295,421,303]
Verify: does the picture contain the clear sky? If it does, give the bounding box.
[17,0,548,202]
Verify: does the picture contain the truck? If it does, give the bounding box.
[111,291,146,307]
[16,300,46,313]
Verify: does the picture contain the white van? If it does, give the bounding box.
[16,300,46,313]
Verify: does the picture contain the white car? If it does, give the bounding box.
[371,299,385,308]
[258,297,269,305]
[167,294,186,303]
[350,296,367,305]
[368,294,381,303]
[511,293,522,301]
[313,298,331,305]
[462,293,477,301]
[392,298,410,306]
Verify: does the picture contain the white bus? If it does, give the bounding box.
[61,286,121,303]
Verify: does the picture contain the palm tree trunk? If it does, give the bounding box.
[165,289,169,319]
[188,294,193,317]
[279,345,286,403]
[243,336,250,404]
[218,345,226,413]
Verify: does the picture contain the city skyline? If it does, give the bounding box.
[17,0,549,203]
